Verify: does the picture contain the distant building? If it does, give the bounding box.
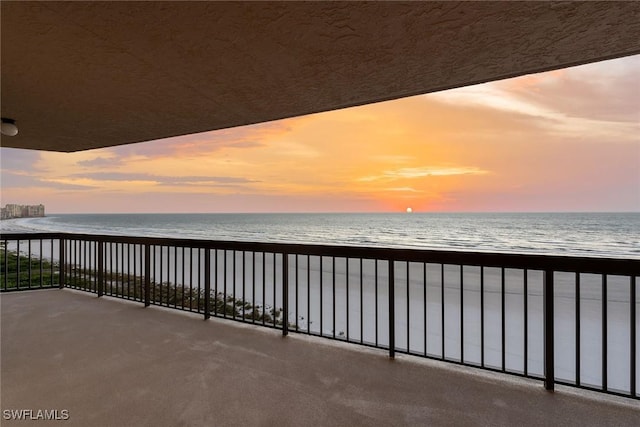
[1,204,45,220]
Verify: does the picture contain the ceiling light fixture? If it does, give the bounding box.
[1,118,19,136]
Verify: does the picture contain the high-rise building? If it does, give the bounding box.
[1,204,45,219]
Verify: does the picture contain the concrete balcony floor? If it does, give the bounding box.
[2,289,638,426]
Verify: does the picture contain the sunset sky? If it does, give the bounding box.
[1,55,639,213]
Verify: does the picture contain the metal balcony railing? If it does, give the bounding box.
[1,232,638,399]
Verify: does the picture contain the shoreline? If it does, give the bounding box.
[0,215,46,221]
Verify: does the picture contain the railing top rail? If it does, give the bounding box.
[1,231,638,275]
[1,232,63,240]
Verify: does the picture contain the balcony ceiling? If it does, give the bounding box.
[1,1,639,153]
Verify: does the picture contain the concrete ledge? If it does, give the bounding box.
[2,289,638,426]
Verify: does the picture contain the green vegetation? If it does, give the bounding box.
[67,268,283,323]
[1,248,283,324]
[0,248,60,289]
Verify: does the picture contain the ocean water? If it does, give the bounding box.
[2,212,639,258]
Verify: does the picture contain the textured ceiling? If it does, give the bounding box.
[1,1,639,152]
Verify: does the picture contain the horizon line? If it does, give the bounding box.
[28,210,640,215]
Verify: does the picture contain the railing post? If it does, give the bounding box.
[631,275,636,398]
[97,240,104,297]
[544,269,555,391]
[282,253,289,336]
[602,274,608,392]
[204,248,211,320]
[389,259,395,358]
[144,244,151,307]
[59,237,65,289]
